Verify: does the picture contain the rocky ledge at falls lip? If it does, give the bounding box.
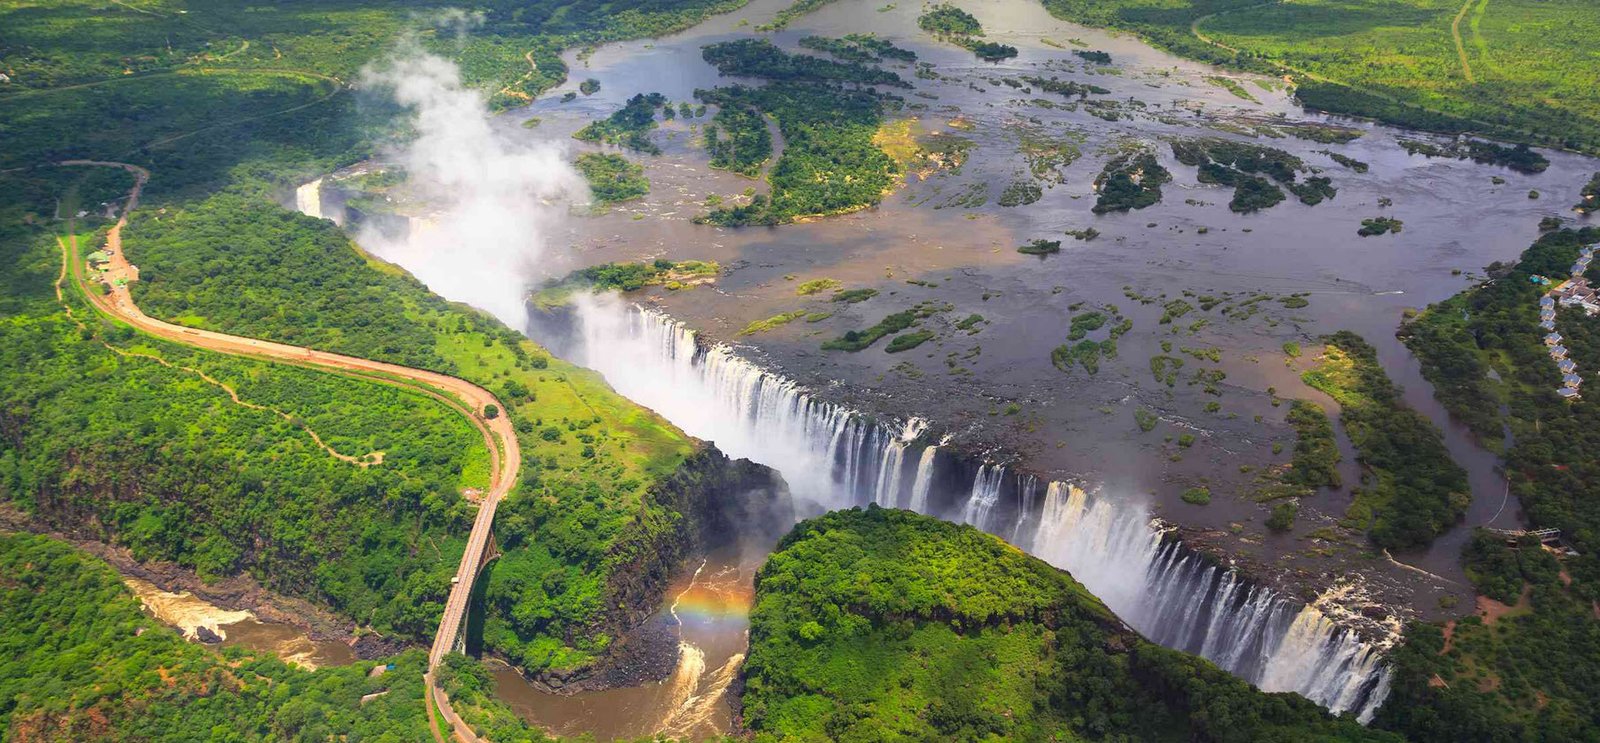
[551,291,1455,639]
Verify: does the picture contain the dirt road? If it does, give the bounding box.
[60,160,515,743]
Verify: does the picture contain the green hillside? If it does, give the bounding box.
[742,507,1397,742]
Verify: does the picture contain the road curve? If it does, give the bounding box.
[60,160,515,743]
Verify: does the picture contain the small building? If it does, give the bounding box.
[1541,296,1556,308]
[1551,345,1569,359]
[1559,359,1577,374]
[1559,387,1581,400]
[1565,373,1583,388]
[1546,333,1564,346]
[1542,319,1557,331]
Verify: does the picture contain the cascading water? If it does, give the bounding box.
[543,296,1392,722]
[960,464,1005,531]
[873,431,910,508]
[295,178,324,221]
[1029,483,1391,721]
[906,446,939,513]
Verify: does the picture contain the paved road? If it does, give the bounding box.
[60,160,516,743]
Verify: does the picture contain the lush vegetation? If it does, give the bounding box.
[575,92,669,154]
[798,34,917,64]
[702,39,907,88]
[917,5,983,37]
[1285,400,1343,491]
[4,223,490,643]
[757,0,842,31]
[1171,138,1335,212]
[0,532,439,740]
[1381,224,1600,741]
[532,259,719,307]
[0,0,794,731]
[821,310,917,351]
[1358,217,1404,237]
[1038,0,1600,153]
[1399,138,1550,174]
[916,5,1016,62]
[742,507,1398,742]
[1576,173,1600,214]
[1376,527,1600,740]
[695,84,898,225]
[83,184,709,676]
[1093,149,1171,213]
[1302,331,1468,549]
[576,152,650,204]
[691,38,907,225]
[705,104,774,176]
[1018,238,1062,256]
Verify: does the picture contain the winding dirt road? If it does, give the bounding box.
[59,160,514,743]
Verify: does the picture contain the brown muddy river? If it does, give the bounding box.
[123,577,356,669]
[490,549,757,741]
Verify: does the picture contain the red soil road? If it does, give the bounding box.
[61,160,516,743]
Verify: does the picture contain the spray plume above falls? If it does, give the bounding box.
[358,46,586,326]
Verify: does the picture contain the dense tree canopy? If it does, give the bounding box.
[743,507,1397,742]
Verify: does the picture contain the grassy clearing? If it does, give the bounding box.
[1040,0,1600,152]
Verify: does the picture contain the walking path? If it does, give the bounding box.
[59,160,515,743]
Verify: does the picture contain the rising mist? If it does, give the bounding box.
[358,45,587,326]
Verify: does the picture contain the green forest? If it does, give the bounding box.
[1386,225,1600,738]
[0,0,775,724]
[0,532,433,740]
[1302,331,1469,549]
[113,182,702,674]
[691,39,905,224]
[742,507,1397,742]
[1037,0,1600,153]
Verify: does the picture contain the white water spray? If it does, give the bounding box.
[295,178,324,220]
[356,47,587,326]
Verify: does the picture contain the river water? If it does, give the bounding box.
[122,577,355,670]
[294,0,1600,735]
[488,549,757,740]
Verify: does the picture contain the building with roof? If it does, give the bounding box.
[1546,333,1564,346]
[1565,373,1583,388]
[1560,358,1578,374]
[1559,387,1581,400]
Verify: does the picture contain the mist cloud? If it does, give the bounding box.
[358,45,586,326]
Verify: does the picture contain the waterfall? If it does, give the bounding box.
[872,442,906,507]
[960,464,1005,531]
[546,296,1392,722]
[1029,483,1391,722]
[905,446,939,513]
[295,178,323,220]
[1010,473,1038,544]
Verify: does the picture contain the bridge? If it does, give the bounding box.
[58,161,520,743]
[1486,527,1562,545]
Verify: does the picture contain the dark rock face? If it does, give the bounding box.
[193,626,223,644]
[533,445,791,693]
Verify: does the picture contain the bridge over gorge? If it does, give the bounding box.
[57,161,519,743]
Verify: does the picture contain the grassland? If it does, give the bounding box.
[1040,0,1600,153]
